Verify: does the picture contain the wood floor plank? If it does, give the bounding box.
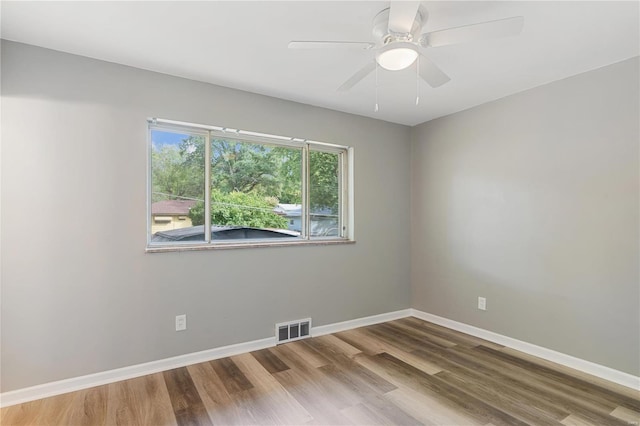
[317,334,363,357]
[356,352,528,426]
[329,364,417,426]
[610,405,640,424]
[340,402,389,426]
[331,329,379,355]
[317,362,397,399]
[447,343,611,414]
[375,352,529,426]
[30,392,78,426]
[418,344,630,425]
[36,393,81,426]
[269,342,322,374]
[434,370,565,425]
[272,368,354,425]
[64,386,108,426]
[358,393,423,425]
[233,352,313,424]
[334,329,390,356]
[501,346,640,401]
[300,335,360,367]
[163,367,212,426]
[271,342,361,411]
[1,386,108,426]
[365,323,441,353]
[335,328,442,375]
[385,320,458,348]
[340,396,421,426]
[398,317,505,349]
[251,348,290,374]
[1,398,47,426]
[209,357,254,395]
[278,339,331,369]
[384,386,481,426]
[411,346,572,420]
[475,345,640,412]
[297,337,413,424]
[560,413,601,426]
[187,359,257,425]
[106,372,177,426]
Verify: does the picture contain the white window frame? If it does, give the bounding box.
[147,118,354,252]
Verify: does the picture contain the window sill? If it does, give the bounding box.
[146,238,355,253]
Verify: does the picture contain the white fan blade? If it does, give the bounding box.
[288,41,374,49]
[422,16,524,48]
[338,62,376,91]
[388,2,420,34]
[418,53,450,88]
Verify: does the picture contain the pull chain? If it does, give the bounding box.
[374,60,379,112]
[416,55,420,106]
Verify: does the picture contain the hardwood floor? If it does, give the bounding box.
[2,317,639,425]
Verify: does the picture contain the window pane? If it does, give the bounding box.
[150,130,205,243]
[202,138,302,240]
[309,150,340,237]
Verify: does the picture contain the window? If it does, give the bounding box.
[148,119,353,250]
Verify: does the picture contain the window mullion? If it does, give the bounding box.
[339,151,345,238]
[204,131,212,243]
[302,144,310,240]
[147,126,153,246]
[347,147,354,240]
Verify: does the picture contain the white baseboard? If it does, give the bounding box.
[0,309,412,408]
[2,307,637,408]
[0,337,274,408]
[410,309,640,391]
[312,309,412,337]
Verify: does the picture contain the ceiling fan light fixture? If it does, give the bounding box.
[376,42,418,71]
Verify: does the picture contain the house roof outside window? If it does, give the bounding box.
[274,203,336,218]
[151,199,197,215]
[273,203,301,217]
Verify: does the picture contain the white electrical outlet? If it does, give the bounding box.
[478,297,487,311]
[175,314,187,331]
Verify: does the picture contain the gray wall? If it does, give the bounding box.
[2,39,638,393]
[0,41,412,392]
[411,57,639,376]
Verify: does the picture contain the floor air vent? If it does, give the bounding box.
[276,318,311,344]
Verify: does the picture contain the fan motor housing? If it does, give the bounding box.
[372,6,428,46]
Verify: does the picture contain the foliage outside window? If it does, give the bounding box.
[148,119,352,249]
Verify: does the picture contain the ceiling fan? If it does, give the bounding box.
[288,2,524,91]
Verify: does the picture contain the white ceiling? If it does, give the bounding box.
[1,1,638,126]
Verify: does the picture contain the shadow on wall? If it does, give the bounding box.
[0,41,253,112]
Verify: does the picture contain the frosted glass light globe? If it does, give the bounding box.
[377,43,418,71]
